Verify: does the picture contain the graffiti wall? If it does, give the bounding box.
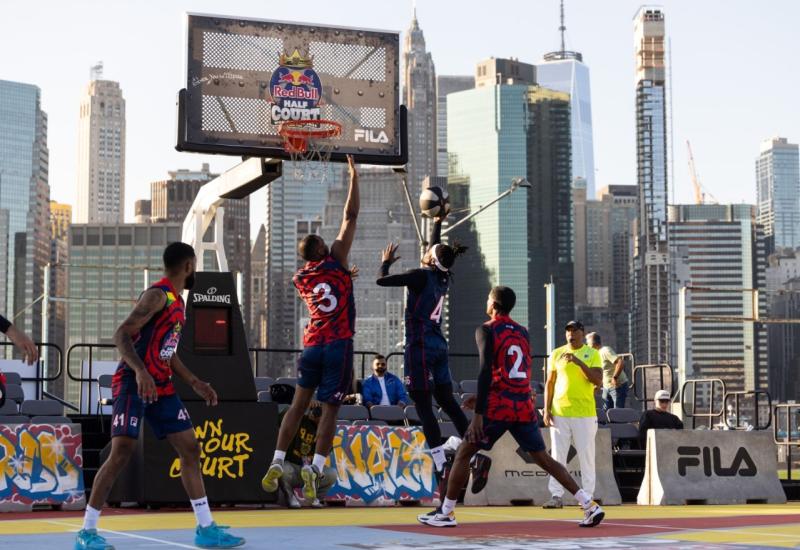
[327,425,436,504]
[0,424,85,511]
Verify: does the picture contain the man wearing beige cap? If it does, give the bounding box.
[638,389,683,445]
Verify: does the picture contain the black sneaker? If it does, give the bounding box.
[469,453,492,494]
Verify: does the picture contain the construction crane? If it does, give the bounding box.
[686,140,717,205]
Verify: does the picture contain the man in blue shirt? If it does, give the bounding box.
[361,355,408,408]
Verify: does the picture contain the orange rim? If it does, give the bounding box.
[278,119,341,154]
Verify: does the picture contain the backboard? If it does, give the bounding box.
[177,13,406,165]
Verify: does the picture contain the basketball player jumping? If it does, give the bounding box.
[75,242,245,550]
[376,209,486,487]
[418,286,605,528]
[262,155,359,502]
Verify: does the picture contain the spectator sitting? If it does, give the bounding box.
[361,355,408,408]
[278,402,338,508]
[639,389,684,445]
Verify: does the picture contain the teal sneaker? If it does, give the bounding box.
[194,522,245,548]
[74,529,114,550]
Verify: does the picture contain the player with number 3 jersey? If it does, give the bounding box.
[262,156,360,505]
[376,212,470,477]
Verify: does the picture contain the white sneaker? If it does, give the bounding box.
[416,507,440,524]
[423,510,457,528]
[579,501,605,528]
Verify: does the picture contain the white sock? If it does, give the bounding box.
[272,450,286,464]
[441,497,457,515]
[312,453,327,471]
[82,505,101,531]
[431,446,446,471]
[574,489,592,508]
[190,497,214,528]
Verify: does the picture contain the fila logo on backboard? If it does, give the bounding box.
[355,129,389,143]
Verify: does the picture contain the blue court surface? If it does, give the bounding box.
[2,505,800,549]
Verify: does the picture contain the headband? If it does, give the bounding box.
[431,244,448,272]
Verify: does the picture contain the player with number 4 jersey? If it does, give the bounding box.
[376,213,471,478]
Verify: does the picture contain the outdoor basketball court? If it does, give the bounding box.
[1,505,800,549]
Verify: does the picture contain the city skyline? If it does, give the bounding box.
[2,1,799,239]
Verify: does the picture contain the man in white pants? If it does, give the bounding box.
[543,320,602,508]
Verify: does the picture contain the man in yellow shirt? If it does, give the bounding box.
[543,320,602,509]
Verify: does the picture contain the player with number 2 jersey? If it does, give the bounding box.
[418,286,604,529]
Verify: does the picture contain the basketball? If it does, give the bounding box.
[419,186,450,218]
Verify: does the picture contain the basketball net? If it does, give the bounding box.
[278,119,342,183]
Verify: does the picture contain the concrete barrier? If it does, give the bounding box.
[637,429,786,505]
[0,423,86,512]
[465,427,621,506]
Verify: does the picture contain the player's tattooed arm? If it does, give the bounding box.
[170,354,218,406]
[331,155,359,266]
[473,325,493,416]
[113,288,166,403]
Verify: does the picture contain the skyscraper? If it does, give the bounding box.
[536,0,596,197]
[447,72,573,355]
[632,7,671,366]
[0,80,50,348]
[755,137,800,253]
[75,72,126,224]
[66,223,181,404]
[436,75,474,177]
[574,185,637,350]
[403,9,437,199]
[249,224,267,355]
[669,204,768,393]
[49,201,71,396]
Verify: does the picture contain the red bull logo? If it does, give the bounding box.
[269,49,322,123]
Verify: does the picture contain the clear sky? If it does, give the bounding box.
[2,0,799,239]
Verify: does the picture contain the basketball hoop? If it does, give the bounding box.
[278,119,342,182]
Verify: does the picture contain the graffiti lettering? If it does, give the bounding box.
[169,419,253,480]
[328,426,435,503]
[0,424,84,507]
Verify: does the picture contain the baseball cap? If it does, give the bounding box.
[565,320,584,331]
[655,389,671,401]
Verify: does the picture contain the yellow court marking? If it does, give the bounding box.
[657,523,800,548]
[1,504,799,536]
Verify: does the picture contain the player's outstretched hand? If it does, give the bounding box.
[5,325,38,365]
[465,415,484,444]
[347,154,357,178]
[192,379,218,406]
[136,370,158,404]
[381,243,400,264]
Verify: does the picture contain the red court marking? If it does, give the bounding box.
[372,514,800,540]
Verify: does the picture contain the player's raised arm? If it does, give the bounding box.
[113,288,166,403]
[330,155,359,266]
[426,210,446,250]
[375,243,427,291]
